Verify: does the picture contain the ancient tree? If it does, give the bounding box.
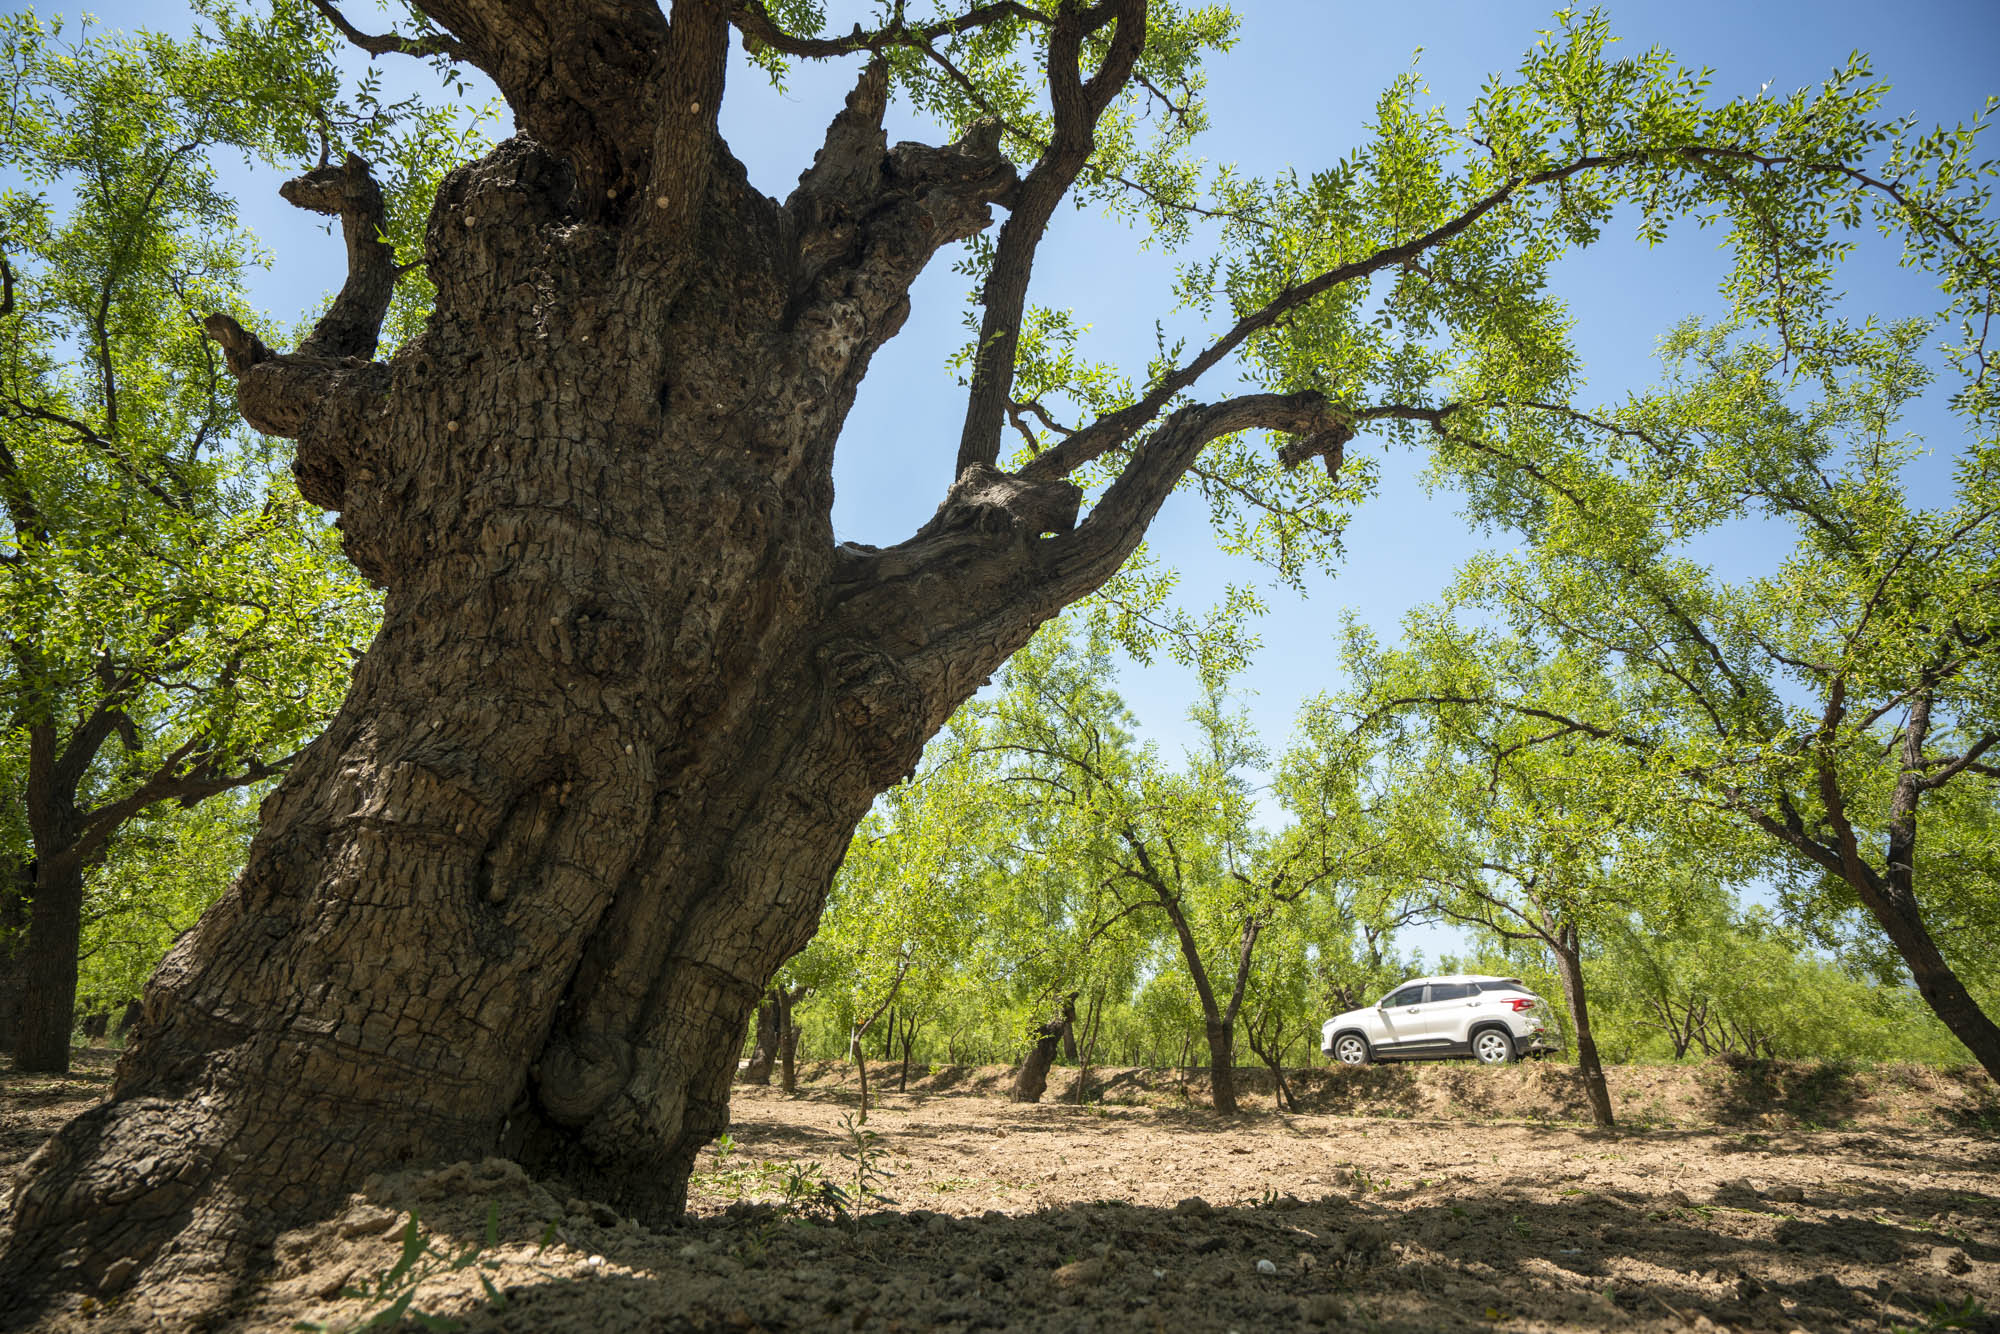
[2,0,1991,1315]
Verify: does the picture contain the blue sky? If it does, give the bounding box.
[43,1,2000,961]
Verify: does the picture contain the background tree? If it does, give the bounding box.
[5,0,1995,1308]
[1337,630,1710,1125]
[0,8,450,1071]
[1423,321,2000,1080]
[803,715,997,1120]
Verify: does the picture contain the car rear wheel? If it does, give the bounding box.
[1332,1034,1371,1067]
[1472,1028,1516,1065]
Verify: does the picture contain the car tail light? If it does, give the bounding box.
[1502,998,1533,1012]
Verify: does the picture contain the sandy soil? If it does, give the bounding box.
[5,1056,1998,1332]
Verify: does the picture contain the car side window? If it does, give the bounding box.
[1386,986,1427,1007]
[1427,982,1474,1002]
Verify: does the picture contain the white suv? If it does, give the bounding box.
[1320,975,1559,1066]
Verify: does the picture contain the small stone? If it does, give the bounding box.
[1175,1196,1213,1216]
[1053,1257,1105,1287]
[1930,1245,1973,1276]
[1255,1258,1278,1275]
[98,1258,137,1293]
[1296,1250,1316,1274]
[586,1254,605,1268]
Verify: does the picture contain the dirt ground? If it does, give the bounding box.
[4,1054,1998,1332]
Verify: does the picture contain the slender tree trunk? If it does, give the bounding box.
[1071,990,1102,1105]
[897,1012,918,1091]
[855,1039,871,1122]
[1245,1011,1296,1111]
[1552,934,1614,1128]
[1852,849,2000,1081]
[1204,1019,1239,1115]
[12,856,85,1074]
[741,995,779,1085]
[1011,997,1073,1103]
[777,990,801,1095]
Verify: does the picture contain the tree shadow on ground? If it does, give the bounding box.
[1694,1056,1867,1127]
[423,1178,2000,1334]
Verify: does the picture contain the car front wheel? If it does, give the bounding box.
[1332,1034,1371,1067]
[1472,1028,1516,1065]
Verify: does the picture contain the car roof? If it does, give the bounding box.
[1395,974,1524,986]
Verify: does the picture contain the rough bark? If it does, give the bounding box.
[1551,931,1615,1128]
[740,995,779,1085]
[1010,997,1073,1104]
[12,855,84,1074]
[0,97,1045,1305]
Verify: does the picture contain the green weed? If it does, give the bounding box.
[294,1206,507,1334]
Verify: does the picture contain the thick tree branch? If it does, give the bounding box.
[643,0,732,224]
[72,746,295,870]
[285,153,398,362]
[956,0,1147,474]
[203,153,399,519]
[730,0,1047,60]
[411,0,671,205]
[307,0,466,61]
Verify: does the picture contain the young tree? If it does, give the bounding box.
[802,715,996,1119]
[0,11,417,1072]
[1425,322,2000,1081]
[6,0,1994,1305]
[1342,627,1741,1126]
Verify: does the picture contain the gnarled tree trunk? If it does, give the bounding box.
[0,0,1299,1316]
[0,49,1142,1319]
[1010,996,1073,1104]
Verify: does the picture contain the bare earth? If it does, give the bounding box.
[4,1055,1998,1332]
